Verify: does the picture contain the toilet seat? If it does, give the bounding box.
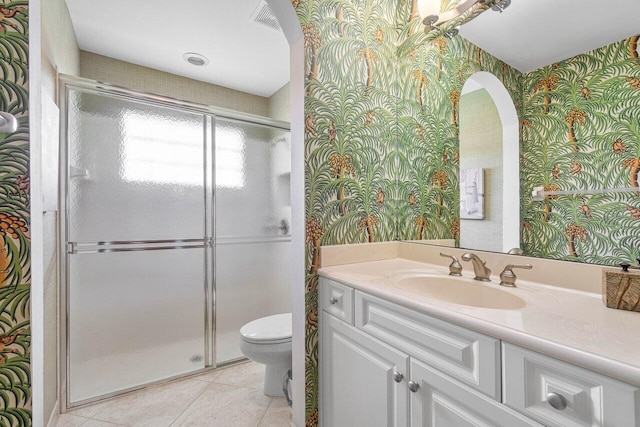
[240,313,292,345]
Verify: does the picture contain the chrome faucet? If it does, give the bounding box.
[461,253,492,281]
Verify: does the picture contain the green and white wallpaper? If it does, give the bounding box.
[295,0,639,425]
[0,0,31,425]
[295,1,399,424]
[520,36,640,264]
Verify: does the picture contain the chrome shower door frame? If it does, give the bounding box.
[58,78,215,410]
[58,74,290,412]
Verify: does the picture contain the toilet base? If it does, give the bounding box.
[264,362,291,397]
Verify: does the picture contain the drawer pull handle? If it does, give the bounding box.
[547,392,567,410]
[329,297,339,305]
[408,381,420,392]
[393,372,404,383]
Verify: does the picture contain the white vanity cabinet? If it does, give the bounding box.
[319,278,541,427]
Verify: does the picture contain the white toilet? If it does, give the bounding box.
[240,313,292,397]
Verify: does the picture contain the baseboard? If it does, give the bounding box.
[46,400,59,427]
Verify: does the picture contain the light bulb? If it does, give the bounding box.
[417,0,442,20]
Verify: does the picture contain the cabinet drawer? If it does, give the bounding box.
[355,291,501,400]
[503,343,640,427]
[319,278,354,324]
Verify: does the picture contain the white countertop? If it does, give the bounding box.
[318,257,640,387]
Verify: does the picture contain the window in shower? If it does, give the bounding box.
[123,113,246,189]
[123,111,204,186]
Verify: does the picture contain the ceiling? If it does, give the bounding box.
[459,0,640,73]
[65,0,290,97]
[66,0,639,97]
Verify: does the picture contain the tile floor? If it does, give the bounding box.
[56,361,291,427]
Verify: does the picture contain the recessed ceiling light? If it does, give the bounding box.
[183,52,209,66]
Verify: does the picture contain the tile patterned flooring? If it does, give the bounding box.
[56,361,291,427]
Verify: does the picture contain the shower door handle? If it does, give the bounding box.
[67,238,213,254]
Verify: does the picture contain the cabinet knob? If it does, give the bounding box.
[408,381,420,393]
[329,297,338,305]
[546,392,567,410]
[392,372,404,383]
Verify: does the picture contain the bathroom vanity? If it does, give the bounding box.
[317,243,640,427]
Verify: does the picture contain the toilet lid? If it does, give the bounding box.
[240,313,292,344]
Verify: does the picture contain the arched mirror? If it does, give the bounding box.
[459,71,519,253]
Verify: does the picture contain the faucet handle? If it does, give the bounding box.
[440,253,462,276]
[499,264,532,287]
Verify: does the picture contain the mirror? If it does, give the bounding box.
[398,6,640,266]
[459,71,519,253]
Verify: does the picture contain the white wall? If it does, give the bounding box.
[264,1,304,425]
[461,72,520,253]
[39,0,81,423]
[459,89,503,253]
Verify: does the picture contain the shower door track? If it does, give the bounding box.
[58,74,291,131]
[58,74,291,412]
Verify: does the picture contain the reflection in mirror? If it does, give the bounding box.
[459,72,519,253]
[400,31,640,265]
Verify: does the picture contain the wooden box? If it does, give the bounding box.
[603,268,640,312]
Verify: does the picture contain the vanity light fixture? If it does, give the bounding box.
[418,0,511,37]
[183,52,209,66]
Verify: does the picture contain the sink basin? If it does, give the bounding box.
[394,275,526,310]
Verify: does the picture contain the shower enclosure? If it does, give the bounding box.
[59,76,291,408]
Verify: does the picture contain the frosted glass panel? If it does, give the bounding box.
[67,90,206,242]
[216,241,291,363]
[215,120,291,238]
[68,248,206,403]
[214,119,291,363]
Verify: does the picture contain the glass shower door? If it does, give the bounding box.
[215,119,291,363]
[64,89,212,404]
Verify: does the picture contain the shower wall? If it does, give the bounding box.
[79,51,270,117]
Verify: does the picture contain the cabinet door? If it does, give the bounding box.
[410,359,542,427]
[321,313,409,427]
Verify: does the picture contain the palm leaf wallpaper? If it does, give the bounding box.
[295,0,639,425]
[0,0,30,425]
[295,1,399,423]
[520,36,640,264]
